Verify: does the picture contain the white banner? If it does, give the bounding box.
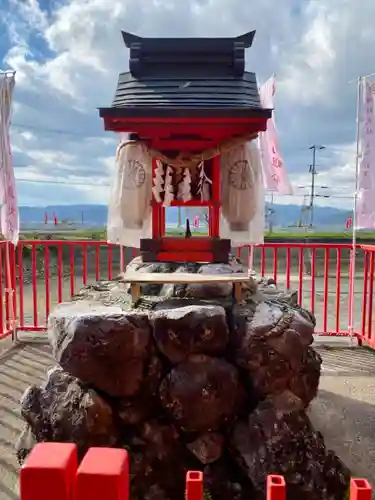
[258,75,293,195]
[0,72,18,245]
[356,76,375,228]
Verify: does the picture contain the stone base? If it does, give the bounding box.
[16,256,350,500]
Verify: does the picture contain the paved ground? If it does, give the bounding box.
[0,270,373,498]
[0,341,52,500]
[309,347,375,484]
[0,341,374,499]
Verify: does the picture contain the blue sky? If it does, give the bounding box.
[0,0,374,208]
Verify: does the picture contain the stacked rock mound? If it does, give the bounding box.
[16,256,350,500]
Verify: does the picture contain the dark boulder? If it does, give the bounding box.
[290,347,322,406]
[48,300,152,397]
[151,304,229,364]
[187,431,224,464]
[122,257,180,295]
[117,349,164,426]
[71,280,131,309]
[160,263,201,298]
[232,302,319,405]
[19,366,117,460]
[231,391,350,500]
[160,354,240,433]
[127,419,187,500]
[185,263,247,299]
[15,425,37,465]
[204,459,255,500]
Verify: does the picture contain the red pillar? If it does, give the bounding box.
[209,155,220,237]
[151,157,165,238]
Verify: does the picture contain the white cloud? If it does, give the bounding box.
[0,0,374,209]
[271,143,357,209]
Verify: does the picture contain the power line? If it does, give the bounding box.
[16,178,110,187]
[14,177,353,200]
[11,122,110,139]
[10,123,355,155]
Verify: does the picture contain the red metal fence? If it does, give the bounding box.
[20,442,372,500]
[0,239,374,346]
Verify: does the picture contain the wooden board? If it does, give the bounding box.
[122,272,249,284]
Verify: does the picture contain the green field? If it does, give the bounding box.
[264,231,375,240]
[17,229,375,241]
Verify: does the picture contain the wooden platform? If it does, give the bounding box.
[122,272,250,303]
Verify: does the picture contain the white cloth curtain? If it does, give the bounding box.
[107,140,153,248]
[0,72,18,245]
[219,140,264,246]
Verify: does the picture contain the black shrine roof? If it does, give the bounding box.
[122,30,255,79]
[99,31,271,120]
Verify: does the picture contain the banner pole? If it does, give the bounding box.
[248,245,254,277]
[348,76,362,342]
[5,242,17,342]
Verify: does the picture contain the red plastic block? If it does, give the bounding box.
[75,447,129,500]
[186,471,203,500]
[266,475,286,500]
[20,442,77,500]
[350,478,372,500]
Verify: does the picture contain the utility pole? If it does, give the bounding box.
[309,145,325,228]
[265,193,275,233]
[178,206,182,227]
[298,194,310,228]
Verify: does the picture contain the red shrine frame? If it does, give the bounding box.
[101,115,268,263]
[100,114,268,263]
[149,155,222,263]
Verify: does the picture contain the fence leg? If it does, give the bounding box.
[20,442,77,500]
[9,243,18,343]
[75,447,129,500]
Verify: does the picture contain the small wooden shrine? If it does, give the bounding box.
[99,31,271,264]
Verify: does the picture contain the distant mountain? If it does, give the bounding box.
[19,203,352,229]
[265,204,352,228]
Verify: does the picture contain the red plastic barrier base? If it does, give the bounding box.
[20,442,77,500]
[267,475,286,500]
[350,478,372,500]
[75,447,129,500]
[20,443,373,500]
[186,471,203,500]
